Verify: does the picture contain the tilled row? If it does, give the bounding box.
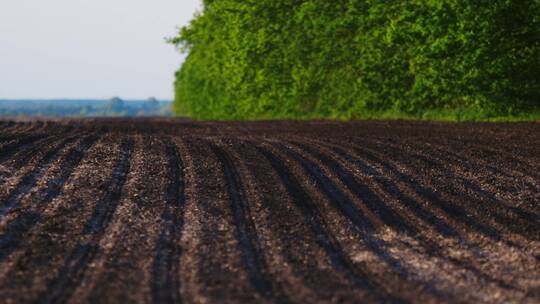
[0,120,538,303]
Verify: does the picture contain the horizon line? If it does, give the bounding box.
[0,98,173,102]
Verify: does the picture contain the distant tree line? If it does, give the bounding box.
[171,0,540,120]
[0,98,173,117]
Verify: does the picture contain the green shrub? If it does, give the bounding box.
[171,0,540,120]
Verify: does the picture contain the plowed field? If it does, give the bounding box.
[0,119,539,303]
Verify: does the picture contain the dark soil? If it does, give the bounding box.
[0,118,539,303]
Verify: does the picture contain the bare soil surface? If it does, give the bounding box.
[0,118,539,303]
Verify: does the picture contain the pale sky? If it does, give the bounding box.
[0,0,201,100]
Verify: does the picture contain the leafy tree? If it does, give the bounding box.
[108,97,125,113]
[171,0,540,119]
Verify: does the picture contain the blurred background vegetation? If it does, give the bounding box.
[0,98,173,117]
[170,0,540,121]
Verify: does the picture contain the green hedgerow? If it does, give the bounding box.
[170,0,540,120]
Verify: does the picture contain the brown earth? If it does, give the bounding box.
[0,118,539,303]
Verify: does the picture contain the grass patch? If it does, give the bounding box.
[348,109,540,122]
[184,108,540,122]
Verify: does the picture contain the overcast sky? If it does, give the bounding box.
[0,0,201,100]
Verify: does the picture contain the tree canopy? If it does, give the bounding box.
[171,0,540,120]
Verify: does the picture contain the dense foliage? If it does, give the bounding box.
[171,0,540,120]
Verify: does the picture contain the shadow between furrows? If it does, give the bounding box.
[4,127,78,172]
[405,136,539,203]
[289,141,420,234]
[0,121,16,133]
[256,144,411,303]
[0,135,83,218]
[151,138,185,304]
[0,132,34,145]
[209,142,283,301]
[0,135,99,263]
[290,139,518,290]
[230,138,365,302]
[334,137,505,244]
[364,137,539,242]
[293,140,458,238]
[35,138,134,304]
[412,139,540,229]
[439,136,540,181]
[0,123,39,141]
[0,134,47,165]
[5,135,66,171]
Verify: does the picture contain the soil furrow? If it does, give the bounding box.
[80,136,167,304]
[404,136,538,203]
[290,141,420,235]
[0,119,537,303]
[180,137,265,303]
[347,138,505,243]
[3,123,79,167]
[5,134,66,171]
[0,134,45,164]
[256,145,404,303]
[416,140,540,222]
[225,138,333,302]
[0,135,61,185]
[0,135,80,217]
[210,143,280,301]
[37,138,134,304]
[0,123,37,139]
[291,139,520,291]
[0,135,120,303]
[0,121,16,134]
[314,138,479,239]
[365,137,538,242]
[305,139,459,239]
[0,135,98,262]
[151,139,185,304]
[437,136,540,180]
[270,142,469,299]
[317,138,538,297]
